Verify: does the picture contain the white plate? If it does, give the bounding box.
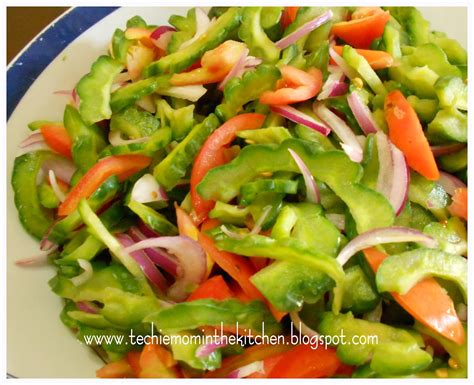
[6,6,467,378]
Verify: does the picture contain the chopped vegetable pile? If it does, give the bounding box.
[12,6,467,379]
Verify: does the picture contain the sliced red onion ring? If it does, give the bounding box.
[228,361,265,378]
[375,132,394,201]
[250,205,273,235]
[15,246,58,266]
[195,338,228,358]
[150,25,176,40]
[326,213,345,231]
[117,234,168,291]
[138,221,161,238]
[54,89,79,108]
[430,143,466,157]
[19,132,44,148]
[48,170,67,203]
[131,174,168,204]
[76,301,99,314]
[128,227,178,276]
[218,47,249,91]
[389,144,410,215]
[158,85,207,102]
[313,103,363,162]
[288,149,320,204]
[108,131,149,147]
[19,140,51,154]
[347,91,381,135]
[154,31,175,51]
[336,226,438,266]
[180,8,214,49]
[42,157,77,184]
[70,259,94,286]
[124,236,206,301]
[437,172,466,196]
[275,10,333,49]
[290,311,319,337]
[317,66,346,100]
[40,224,57,251]
[271,105,330,136]
[329,46,358,80]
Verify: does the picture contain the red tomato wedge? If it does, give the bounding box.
[190,113,265,224]
[331,45,394,69]
[58,154,151,216]
[448,187,468,221]
[281,6,300,29]
[385,90,440,180]
[40,124,73,158]
[268,344,341,378]
[332,7,390,49]
[139,343,178,378]
[187,275,234,301]
[363,247,465,345]
[260,66,323,105]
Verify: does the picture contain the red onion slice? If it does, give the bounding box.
[128,227,178,276]
[19,140,51,154]
[195,338,228,358]
[437,172,466,196]
[250,205,273,235]
[124,236,206,301]
[317,66,345,100]
[131,174,168,204]
[138,221,161,238]
[54,89,79,108]
[70,259,94,286]
[290,311,319,337]
[150,25,176,40]
[41,157,76,185]
[336,226,438,266]
[180,8,214,49]
[244,56,263,68]
[275,10,333,49]
[228,361,265,378]
[329,46,358,80]
[313,103,363,162]
[220,225,244,240]
[271,105,330,136]
[48,170,67,203]
[288,149,320,204]
[108,131,149,146]
[154,31,175,51]
[15,246,58,266]
[113,71,132,84]
[19,132,44,148]
[218,47,249,91]
[116,234,168,291]
[347,91,381,135]
[389,144,410,215]
[375,132,394,201]
[430,143,466,157]
[76,301,99,314]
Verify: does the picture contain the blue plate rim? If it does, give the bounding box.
[7,6,119,120]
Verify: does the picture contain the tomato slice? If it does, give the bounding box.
[331,7,390,49]
[58,154,151,216]
[190,113,265,223]
[187,275,234,301]
[40,124,72,158]
[448,188,467,221]
[96,359,134,378]
[259,66,323,105]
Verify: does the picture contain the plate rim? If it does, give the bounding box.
[7,6,119,120]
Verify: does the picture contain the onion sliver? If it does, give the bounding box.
[117,234,168,291]
[275,10,333,49]
[271,105,330,136]
[70,259,94,286]
[347,91,380,135]
[125,236,206,301]
[289,149,320,204]
[313,103,363,162]
[336,227,438,266]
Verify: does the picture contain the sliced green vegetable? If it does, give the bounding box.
[128,200,178,235]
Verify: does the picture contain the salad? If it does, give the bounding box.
[11,6,468,379]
